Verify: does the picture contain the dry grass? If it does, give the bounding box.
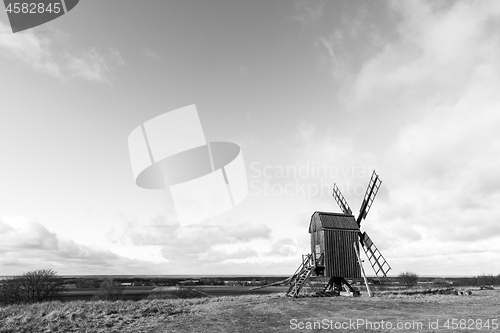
[0,298,196,332]
[165,289,500,333]
[147,286,210,300]
[1,289,499,332]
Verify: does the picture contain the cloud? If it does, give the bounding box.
[313,2,388,82]
[297,0,500,275]
[313,34,349,80]
[0,216,161,275]
[0,20,124,82]
[66,47,125,82]
[364,1,500,247]
[288,1,500,275]
[291,0,324,28]
[127,218,270,249]
[106,214,276,273]
[142,47,161,60]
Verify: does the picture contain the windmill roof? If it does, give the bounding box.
[308,211,359,232]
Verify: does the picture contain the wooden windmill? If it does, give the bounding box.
[286,171,391,297]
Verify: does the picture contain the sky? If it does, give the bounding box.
[1,0,500,277]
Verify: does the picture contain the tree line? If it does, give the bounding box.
[0,269,125,305]
[2,269,500,305]
[396,272,500,287]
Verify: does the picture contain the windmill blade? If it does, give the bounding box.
[359,232,391,278]
[356,170,382,225]
[332,184,352,215]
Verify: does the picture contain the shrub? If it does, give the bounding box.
[75,278,100,288]
[476,274,499,286]
[93,279,124,301]
[398,272,419,287]
[0,269,64,305]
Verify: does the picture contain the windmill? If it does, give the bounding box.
[286,170,391,297]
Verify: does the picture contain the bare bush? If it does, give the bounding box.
[398,272,419,287]
[0,269,64,305]
[93,279,124,301]
[476,274,499,286]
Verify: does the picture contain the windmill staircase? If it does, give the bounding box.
[286,253,319,297]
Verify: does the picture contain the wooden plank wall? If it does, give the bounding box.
[324,230,361,278]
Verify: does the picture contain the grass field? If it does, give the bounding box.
[1,288,499,332]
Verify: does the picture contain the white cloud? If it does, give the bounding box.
[0,20,124,82]
[291,0,324,28]
[306,0,500,275]
[65,47,124,82]
[313,2,387,82]
[142,47,161,60]
[313,34,349,80]
[0,216,161,275]
[104,214,287,274]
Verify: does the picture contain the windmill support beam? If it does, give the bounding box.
[354,242,372,297]
[248,277,290,291]
[321,277,358,296]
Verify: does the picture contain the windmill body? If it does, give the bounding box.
[286,171,391,297]
[309,212,361,278]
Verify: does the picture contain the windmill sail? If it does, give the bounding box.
[357,171,382,225]
[360,232,391,277]
[332,184,352,215]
